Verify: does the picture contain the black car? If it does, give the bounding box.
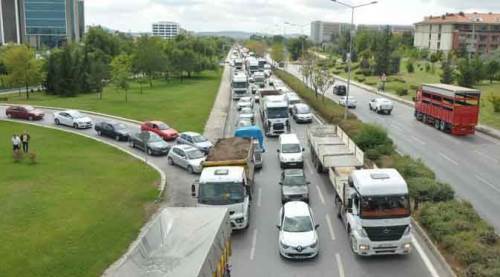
[333,84,347,96]
[95,121,130,141]
[129,131,170,156]
[280,169,310,203]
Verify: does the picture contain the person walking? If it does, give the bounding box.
[20,131,30,153]
[11,134,21,153]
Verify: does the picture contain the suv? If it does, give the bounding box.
[333,84,347,96]
[280,169,310,203]
[369,98,394,115]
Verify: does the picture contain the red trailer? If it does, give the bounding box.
[414,84,481,135]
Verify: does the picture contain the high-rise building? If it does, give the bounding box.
[310,21,352,44]
[77,0,84,39]
[152,21,180,39]
[358,24,414,34]
[0,0,22,44]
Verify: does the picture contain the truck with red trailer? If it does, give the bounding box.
[414,84,481,135]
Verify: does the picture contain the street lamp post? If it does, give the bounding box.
[330,0,377,120]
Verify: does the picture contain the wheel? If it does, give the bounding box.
[97,130,102,136]
[6,113,11,118]
[369,104,372,111]
[386,110,392,115]
[55,118,60,125]
[168,157,174,165]
[434,119,440,129]
[439,121,446,132]
[130,141,135,148]
[422,115,427,123]
[73,123,78,129]
[187,166,194,174]
[28,116,33,121]
[147,148,153,155]
[115,135,120,141]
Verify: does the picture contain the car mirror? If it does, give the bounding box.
[191,183,197,197]
[315,224,320,229]
[277,149,280,153]
[302,147,305,152]
[276,225,281,230]
[279,182,283,185]
[306,181,311,185]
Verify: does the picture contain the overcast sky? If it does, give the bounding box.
[84,0,500,34]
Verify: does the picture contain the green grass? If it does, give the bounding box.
[7,70,222,133]
[476,81,500,129]
[0,121,159,277]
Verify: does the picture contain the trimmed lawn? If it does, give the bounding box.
[0,122,159,277]
[7,70,222,133]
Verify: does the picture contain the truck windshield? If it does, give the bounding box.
[360,195,410,219]
[267,107,288,119]
[199,182,245,205]
[233,82,248,89]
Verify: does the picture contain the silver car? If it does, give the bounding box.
[176,132,213,154]
[167,145,206,174]
[237,97,253,110]
[239,107,255,124]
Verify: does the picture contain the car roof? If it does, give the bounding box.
[181,131,201,137]
[351,169,408,196]
[294,103,309,109]
[284,169,305,177]
[148,120,165,125]
[239,97,252,101]
[280,133,300,144]
[283,201,310,217]
[173,144,198,151]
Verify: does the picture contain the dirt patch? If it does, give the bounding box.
[207,137,251,161]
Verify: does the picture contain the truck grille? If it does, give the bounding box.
[363,225,407,242]
[273,123,285,130]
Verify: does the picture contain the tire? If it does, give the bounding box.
[28,116,33,121]
[6,113,11,118]
[147,148,153,156]
[168,157,174,165]
[422,115,427,123]
[434,119,440,129]
[387,110,392,115]
[439,121,446,132]
[55,118,60,125]
[73,123,78,129]
[97,130,102,136]
[187,166,194,174]
[129,140,135,148]
[115,135,120,141]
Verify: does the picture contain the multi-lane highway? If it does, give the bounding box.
[284,64,500,233]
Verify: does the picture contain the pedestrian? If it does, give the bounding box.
[11,134,21,153]
[20,130,30,153]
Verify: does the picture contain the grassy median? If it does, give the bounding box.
[0,122,160,277]
[7,70,222,133]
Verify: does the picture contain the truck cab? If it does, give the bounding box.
[260,95,290,136]
[231,72,249,100]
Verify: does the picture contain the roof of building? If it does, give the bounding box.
[416,12,500,25]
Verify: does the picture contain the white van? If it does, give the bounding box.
[278,134,304,168]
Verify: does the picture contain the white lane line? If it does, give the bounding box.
[315,185,326,205]
[305,160,315,175]
[250,228,258,260]
[335,253,345,277]
[473,150,499,164]
[439,152,459,166]
[257,188,262,207]
[412,235,439,277]
[475,175,500,193]
[411,136,427,145]
[325,214,336,241]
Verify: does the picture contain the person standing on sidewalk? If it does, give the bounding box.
[11,134,21,153]
[20,131,30,153]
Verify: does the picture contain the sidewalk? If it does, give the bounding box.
[203,62,231,142]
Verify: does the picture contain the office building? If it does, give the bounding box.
[152,21,180,39]
[0,0,22,44]
[358,24,414,34]
[414,12,500,54]
[310,21,352,44]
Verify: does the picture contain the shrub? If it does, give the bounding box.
[406,61,415,73]
[354,70,363,75]
[425,63,431,72]
[393,155,435,179]
[410,84,419,91]
[354,124,393,153]
[365,81,376,86]
[488,94,500,112]
[332,70,341,75]
[407,177,454,205]
[396,88,408,96]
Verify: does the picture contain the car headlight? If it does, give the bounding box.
[280,241,291,249]
[308,240,318,248]
[403,243,412,251]
[235,217,244,223]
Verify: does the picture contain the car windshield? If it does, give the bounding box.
[283,216,313,232]
[24,106,35,111]
[240,108,253,114]
[149,133,163,142]
[186,149,205,159]
[282,144,301,153]
[157,123,169,130]
[199,182,245,205]
[238,120,252,127]
[284,175,306,186]
[267,107,288,119]
[70,111,84,118]
[113,123,127,130]
[360,195,411,219]
[233,82,247,88]
[192,135,207,143]
[296,105,310,114]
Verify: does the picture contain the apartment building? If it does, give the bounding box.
[152,21,180,39]
[310,20,352,44]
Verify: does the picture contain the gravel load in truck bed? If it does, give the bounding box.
[206,137,251,161]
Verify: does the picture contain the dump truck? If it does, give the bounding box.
[104,207,232,277]
[193,137,255,230]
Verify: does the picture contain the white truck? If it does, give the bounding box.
[231,71,250,100]
[260,94,290,136]
[253,71,266,88]
[246,57,259,74]
[307,125,412,256]
[233,58,243,70]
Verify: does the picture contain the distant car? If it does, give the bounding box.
[239,107,255,124]
[129,131,170,156]
[333,84,347,96]
[278,201,319,259]
[285,92,301,112]
[291,103,313,123]
[176,132,213,154]
[236,118,253,128]
[5,105,44,121]
[249,76,255,83]
[253,140,264,169]
[141,121,178,141]
[280,169,310,203]
[339,96,357,108]
[251,85,257,95]
[94,121,130,141]
[237,97,253,110]
[369,98,394,115]
[167,145,206,174]
[54,110,93,129]
[268,78,274,86]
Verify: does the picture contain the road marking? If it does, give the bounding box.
[315,185,326,205]
[257,188,262,207]
[439,152,459,166]
[250,228,258,260]
[312,114,324,125]
[475,175,500,193]
[335,253,345,277]
[473,150,499,164]
[325,214,336,241]
[411,136,426,145]
[305,160,315,175]
[412,235,439,277]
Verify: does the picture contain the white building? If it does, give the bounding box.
[310,21,352,44]
[152,21,180,39]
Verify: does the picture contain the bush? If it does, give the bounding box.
[407,177,454,204]
[425,63,431,72]
[396,88,408,96]
[332,70,341,75]
[365,81,376,86]
[354,124,393,153]
[354,76,366,82]
[409,84,419,91]
[488,94,500,112]
[393,155,435,179]
[406,61,415,73]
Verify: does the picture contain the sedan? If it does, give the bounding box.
[176,131,213,154]
[95,121,130,141]
[141,121,178,141]
[239,107,255,124]
[291,103,313,123]
[237,97,253,111]
[339,96,357,109]
[129,131,170,156]
[54,110,93,129]
[6,105,44,121]
[277,201,319,259]
[280,169,310,203]
[167,145,206,174]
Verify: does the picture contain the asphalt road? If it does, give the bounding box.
[285,64,500,233]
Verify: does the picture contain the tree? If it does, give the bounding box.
[271,43,285,64]
[406,60,415,73]
[374,27,393,75]
[110,54,132,103]
[133,36,167,87]
[300,53,316,85]
[456,58,475,88]
[2,45,43,99]
[485,60,499,84]
[310,65,334,101]
[440,58,454,84]
[286,36,310,61]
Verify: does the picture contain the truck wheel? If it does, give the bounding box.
[440,121,446,132]
[434,119,440,129]
[386,110,392,115]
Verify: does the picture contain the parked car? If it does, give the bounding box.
[140,121,178,141]
[333,84,347,96]
[5,105,44,121]
[95,121,130,141]
[239,107,255,124]
[54,110,92,129]
[176,132,213,153]
[369,98,394,115]
[280,169,310,203]
[167,145,206,174]
[339,96,357,108]
[277,201,319,259]
[291,103,313,123]
[129,131,170,156]
[237,97,253,110]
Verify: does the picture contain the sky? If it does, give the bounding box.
[84,0,500,34]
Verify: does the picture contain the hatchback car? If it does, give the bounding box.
[129,131,170,156]
[95,121,130,141]
[285,92,301,112]
[237,97,253,110]
[277,201,319,259]
[167,145,206,174]
[291,103,313,123]
[280,169,310,203]
[141,121,178,141]
[339,96,357,108]
[176,132,213,153]
[54,110,93,129]
[239,107,255,124]
[236,118,253,128]
[6,105,44,121]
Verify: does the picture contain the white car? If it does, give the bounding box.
[237,97,253,110]
[278,134,304,169]
[369,98,394,115]
[339,96,357,108]
[291,103,313,123]
[54,110,93,129]
[278,201,319,259]
[285,92,301,111]
[167,145,206,174]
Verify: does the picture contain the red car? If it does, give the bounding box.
[140,121,178,141]
[6,105,45,120]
